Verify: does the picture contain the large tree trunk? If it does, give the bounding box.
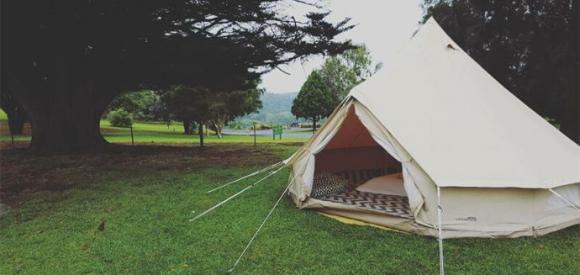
[7,72,116,153]
[26,93,109,153]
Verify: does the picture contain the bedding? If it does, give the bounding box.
[355,173,406,196]
[311,173,349,198]
[316,190,412,219]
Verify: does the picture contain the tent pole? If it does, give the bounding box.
[437,186,445,275]
[207,161,283,193]
[227,180,292,273]
[190,166,286,222]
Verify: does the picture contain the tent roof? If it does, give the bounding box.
[349,18,580,189]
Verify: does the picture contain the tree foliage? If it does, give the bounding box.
[206,86,263,138]
[161,84,263,144]
[291,70,334,131]
[3,0,353,152]
[161,86,212,146]
[108,109,133,128]
[422,0,579,143]
[107,90,161,121]
[291,44,380,131]
[319,44,382,99]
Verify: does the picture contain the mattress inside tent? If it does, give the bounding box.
[315,173,412,219]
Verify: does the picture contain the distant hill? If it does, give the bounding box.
[259,92,297,114]
[231,92,301,128]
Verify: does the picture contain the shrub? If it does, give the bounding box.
[108,109,133,128]
[253,123,271,130]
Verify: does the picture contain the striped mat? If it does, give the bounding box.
[317,191,412,219]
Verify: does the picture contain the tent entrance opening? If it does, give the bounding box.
[311,108,412,219]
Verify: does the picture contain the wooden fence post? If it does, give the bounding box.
[130,124,134,145]
[253,122,257,148]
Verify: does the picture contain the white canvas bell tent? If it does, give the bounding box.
[191,17,579,272]
[283,17,580,239]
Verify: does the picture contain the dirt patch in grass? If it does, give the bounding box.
[0,121,32,135]
[0,143,283,207]
[0,141,30,149]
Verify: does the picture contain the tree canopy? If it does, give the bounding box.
[107,90,161,121]
[161,84,263,145]
[291,44,379,131]
[2,0,353,152]
[422,0,579,144]
[205,87,263,138]
[291,70,334,131]
[161,86,213,146]
[319,44,382,99]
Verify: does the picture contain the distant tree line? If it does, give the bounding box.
[103,84,262,147]
[159,84,263,146]
[231,92,300,129]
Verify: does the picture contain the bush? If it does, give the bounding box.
[253,123,271,130]
[108,109,133,128]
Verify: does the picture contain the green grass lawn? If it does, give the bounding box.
[0,109,7,121]
[1,143,578,274]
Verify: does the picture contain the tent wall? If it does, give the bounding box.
[440,187,536,237]
[315,147,398,174]
[314,110,399,174]
[439,185,579,238]
[536,183,579,233]
[322,107,377,149]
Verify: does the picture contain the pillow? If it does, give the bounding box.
[355,173,406,196]
[311,173,348,198]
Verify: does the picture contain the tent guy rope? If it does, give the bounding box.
[207,161,284,193]
[548,188,579,210]
[227,176,294,273]
[190,165,286,222]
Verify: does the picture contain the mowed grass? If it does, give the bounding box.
[1,143,579,274]
[101,120,307,144]
[0,109,7,120]
[0,120,307,144]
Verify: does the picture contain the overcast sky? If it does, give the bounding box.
[260,0,423,93]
